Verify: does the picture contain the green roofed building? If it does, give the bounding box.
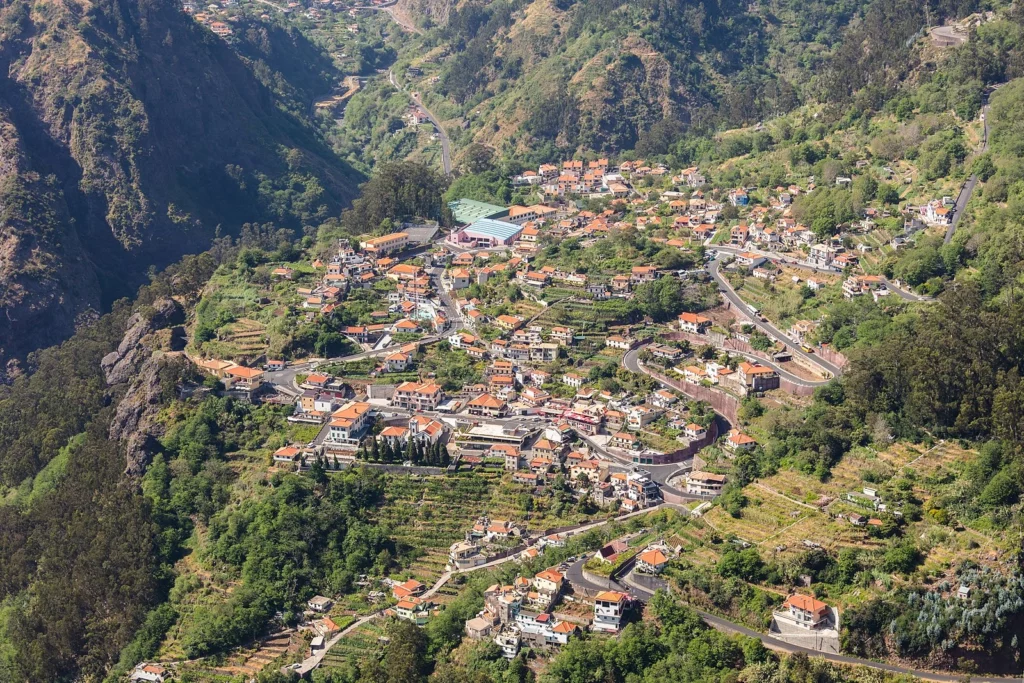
[448,199,509,225]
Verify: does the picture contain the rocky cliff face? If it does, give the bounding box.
[102,297,186,477]
[0,0,361,374]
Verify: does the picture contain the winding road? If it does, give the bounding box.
[389,70,453,175]
[706,259,841,378]
[945,89,993,244]
[350,1,422,34]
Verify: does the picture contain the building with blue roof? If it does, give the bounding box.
[449,218,524,248]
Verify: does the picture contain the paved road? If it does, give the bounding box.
[707,259,841,377]
[930,24,968,47]
[351,1,422,34]
[945,92,992,244]
[621,572,1020,683]
[389,70,452,175]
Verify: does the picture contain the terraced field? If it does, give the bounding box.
[375,474,497,583]
[702,485,813,545]
[322,619,388,668]
[376,472,605,585]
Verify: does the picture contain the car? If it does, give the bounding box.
[403,460,413,467]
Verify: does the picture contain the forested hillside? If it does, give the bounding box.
[0,0,362,374]
[390,0,984,158]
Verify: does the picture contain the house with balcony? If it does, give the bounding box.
[593,591,629,633]
[392,382,444,411]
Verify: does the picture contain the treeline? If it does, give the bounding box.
[357,436,452,467]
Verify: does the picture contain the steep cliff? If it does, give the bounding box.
[0,0,361,373]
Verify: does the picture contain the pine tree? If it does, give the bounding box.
[371,438,380,462]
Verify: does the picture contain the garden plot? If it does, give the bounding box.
[702,486,812,545]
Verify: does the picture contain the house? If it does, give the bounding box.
[271,266,294,280]
[678,312,712,334]
[734,252,767,269]
[843,275,887,298]
[450,268,472,290]
[778,594,829,629]
[273,446,302,465]
[562,373,585,389]
[495,314,524,331]
[392,579,426,599]
[549,621,580,645]
[737,362,780,394]
[326,402,373,445]
[533,568,564,597]
[449,540,487,570]
[223,365,264,393]
[610,432,639,450]
[605,335,636,350]
[686,471,726,496]
[627,405,660,431]
[597,540,629,563]
[513,471,541,486]
[593,591,629,633]
[808,243,837,269]
[492,444,522,471]
[466,616,495,640]
[467,393,508,418]
[683,423,707,440]
[550,326,574,346]
[651,389,677,409]
[382,351,411,372]
[387,263,423,281]
[569,459,602,484]
[630,266,659,283]
[683,365,708,384]
[379,425,411,447]
[395,597,431,625]
[362,232,410,255]
[726,429,756,452]
[393,382,444,411]
[130,665,168,683]
[924,202,953,225]
[308,595,333,612]
[647,343,683,361]
[730,224,749,245]
[494,629,521,658]
[636,549,668,574]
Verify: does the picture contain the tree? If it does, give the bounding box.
[382,620,428,683]
[342,162,451,235]
[633,277,686,322]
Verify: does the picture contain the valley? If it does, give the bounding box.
[1,1,1024,683]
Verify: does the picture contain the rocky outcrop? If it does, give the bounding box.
[101,298,184,385]
[101,297,185,476]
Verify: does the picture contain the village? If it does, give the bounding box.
[143,138,979,683]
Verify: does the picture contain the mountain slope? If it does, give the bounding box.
[0,0,361,374]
